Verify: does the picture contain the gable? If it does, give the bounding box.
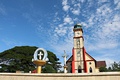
[85,52,96,61]
[66,55,72,63]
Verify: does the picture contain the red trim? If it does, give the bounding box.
[72,48,75,61]
[73,36,84,39]
[86,60,94,61]
[74,48,83,49]
[72,48,75,73]
[73,36,84,41]
[72,61,75,73]
[83,47,87,73]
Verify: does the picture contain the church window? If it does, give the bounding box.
[77,40,80,48]
[89,67,92,73]
[89,62,92,65]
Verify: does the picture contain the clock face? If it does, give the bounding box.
[77,32,80,36]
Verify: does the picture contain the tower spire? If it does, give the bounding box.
[72,24,85,73]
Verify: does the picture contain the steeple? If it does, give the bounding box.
[66,24,106,73]
[72,23,85,73]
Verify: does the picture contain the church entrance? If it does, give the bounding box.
[78,65,82,73]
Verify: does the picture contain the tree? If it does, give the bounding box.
[0,46,61,73]
[111,62,120,71]
[100,61,120,72]
[99,67,107,72]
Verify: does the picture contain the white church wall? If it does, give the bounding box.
[86,61,96,73]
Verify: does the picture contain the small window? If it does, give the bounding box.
[89,62,92,65]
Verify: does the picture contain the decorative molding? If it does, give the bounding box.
[73,36,84,41]
[73,28,83,33]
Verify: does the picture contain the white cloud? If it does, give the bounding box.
[62,0,70,11]
[96,5,112,16]
[71,3,81,15]
[113,14,120,21]
[63,5,70,11]
[114,0,120,4]
[63,16,72,23]
[98,0,108,3]
[72,9,80,15]
[81,22,88,28]
[81,2,120,65]
[62,0,68,5]
[54,26,67,37]
[115,2,120,10]
[45,0,120,66]
[85,38,118,52]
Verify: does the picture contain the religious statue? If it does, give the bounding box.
[62,50,68,73]
[32,48,48,73]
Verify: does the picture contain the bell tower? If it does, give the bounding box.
[72,24,86,73]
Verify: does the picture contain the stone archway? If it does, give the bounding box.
[78,65,82,73]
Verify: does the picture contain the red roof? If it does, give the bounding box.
[96,61,106,68]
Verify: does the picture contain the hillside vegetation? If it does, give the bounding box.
[0,46,61,73]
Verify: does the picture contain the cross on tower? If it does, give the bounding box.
[38,51,43,60]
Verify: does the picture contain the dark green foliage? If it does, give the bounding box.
[47,51,61,72]
[0,46,61,73]
[99,67,107,72]
[109,62,120,71]
[99,61,120,72]
[42,65,56,73]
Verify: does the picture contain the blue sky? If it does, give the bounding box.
[0,0,120,67]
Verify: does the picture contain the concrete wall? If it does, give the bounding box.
[0,72,120,80]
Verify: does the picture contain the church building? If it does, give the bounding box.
[66,24,106,73]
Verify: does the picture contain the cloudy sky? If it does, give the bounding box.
[0,0,120,67]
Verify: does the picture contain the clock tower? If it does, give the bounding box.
[66,24,106,73]
[72,24,87,73]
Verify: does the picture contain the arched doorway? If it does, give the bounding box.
[89,67,92,73]
[78,65,82,73]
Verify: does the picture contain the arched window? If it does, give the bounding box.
[78,65,82,73]
[89,67,92,73]
[77,40,80,48]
